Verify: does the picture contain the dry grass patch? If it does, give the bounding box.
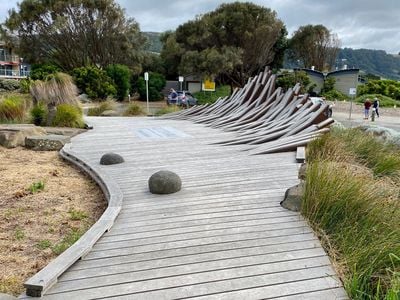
[0,147,106,296]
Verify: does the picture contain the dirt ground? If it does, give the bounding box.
[0,147,106,296]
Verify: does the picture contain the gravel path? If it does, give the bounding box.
[331,101,400,132]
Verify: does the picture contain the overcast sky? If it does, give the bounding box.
[1,0,399,54]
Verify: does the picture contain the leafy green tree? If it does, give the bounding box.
[322,76,336,93]
[2,0,146,71]
[270,27,289,70]
[276,71,311,93]
[160,2,286,86]
[289,24,340,71]
[106,64,131,101]
[30,64,61,80]
[72,66,116,100]
[142,53,166,75]
[134,72,166,101]
[160,31,183,79]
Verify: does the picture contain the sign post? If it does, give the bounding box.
[348,87,357,120]
[144,72,149,115]
[178,76,184,91]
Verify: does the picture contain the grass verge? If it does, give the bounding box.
[302,128,400,299]
[155,105,182,116]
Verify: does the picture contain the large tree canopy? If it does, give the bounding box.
[1,0,146,71]
[160,2,286,86]
[289,24,340,71]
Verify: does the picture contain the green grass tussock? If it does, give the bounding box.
[155,106,182,116]
[336,128,400,178]
[302,128,400,299]
[52,104,85,128]
[123,103,143,116]
[0,95,28,122]
[30,102,47,126]
[87,99,116,116]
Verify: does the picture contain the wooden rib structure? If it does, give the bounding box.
[21,68,346,299]
[162,67,334,155]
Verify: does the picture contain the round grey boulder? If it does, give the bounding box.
[100,153,124,165]
[149,170,182,194]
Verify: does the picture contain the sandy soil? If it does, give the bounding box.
[0,147,106,296]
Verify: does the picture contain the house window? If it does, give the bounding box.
[0,65,13,76]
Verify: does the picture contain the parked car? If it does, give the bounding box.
[310,97,333,117]
[167,90,198,107]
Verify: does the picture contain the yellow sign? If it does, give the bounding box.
[202,79,216,91]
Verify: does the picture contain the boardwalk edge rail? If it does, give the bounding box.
[23,143,123,297]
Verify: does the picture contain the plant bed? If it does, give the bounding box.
[0,147,106,296]
[302,128,400,299]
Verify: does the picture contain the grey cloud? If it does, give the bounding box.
[0,0,399,53]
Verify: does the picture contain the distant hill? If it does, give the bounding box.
[143,32,162,53]
[338,48,400,80]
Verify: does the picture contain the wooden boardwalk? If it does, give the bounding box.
[23,116,346,299]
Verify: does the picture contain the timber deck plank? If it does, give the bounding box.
[31,117,345,299]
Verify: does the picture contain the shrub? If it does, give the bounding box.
[87,99,116,116]
[358,79,400,100]
[134,72,166,101]
[194,85,231,105]
[0,95,27,122]
[106,64,131,101]
[0,79,20,91]
[30,102,47,126]
[123,103,143,116]
[29,63,61,80]
[52,104,84,128]
[321,76,335,93]
[72,66,116,100]
[322,89,348,101]
[19,78,31,93]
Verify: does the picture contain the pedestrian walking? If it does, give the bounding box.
[373,97,380,117]
[364,99,372,119]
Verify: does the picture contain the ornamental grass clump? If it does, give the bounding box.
[87,99,116,116]
[30,72,79,126]
[0,95,29,122]
[123,103,143,116]
[52,104,85,128]
[302,127,400,299]
[30,102,47,126]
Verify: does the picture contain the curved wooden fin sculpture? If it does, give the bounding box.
[161,67,333,154]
